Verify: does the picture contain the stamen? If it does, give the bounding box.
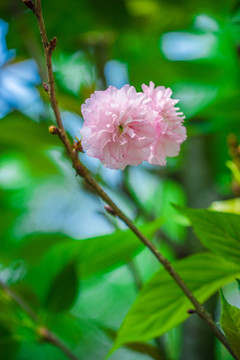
[119,124,124,133]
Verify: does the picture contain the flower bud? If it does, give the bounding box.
[49,125,59,135]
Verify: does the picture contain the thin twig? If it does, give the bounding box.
[0,280,79,360]
[0,280,38,322]
[38,327,79,360]
[25,1,237,358]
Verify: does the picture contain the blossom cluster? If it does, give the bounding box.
[80,82,186,170]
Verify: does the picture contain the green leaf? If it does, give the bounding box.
[220,290,240,359]
[79,218,163,278]
[0,324,19,360]
[158,180,186,241]
[22,219,162,303]
[102,325,165,360]
[0,111,60,176]
[175,206,240,264]
[109,253,240,355]
[44,261,79,313]
[0,112,58,149]
[22,218,163,282]
[236,278,240,293]
[18,233,72,264]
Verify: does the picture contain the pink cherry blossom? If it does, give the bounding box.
[80,85,156,170]
[80,82,186,169]
[142,81,187,166]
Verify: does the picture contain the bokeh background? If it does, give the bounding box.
[0,0,240,359]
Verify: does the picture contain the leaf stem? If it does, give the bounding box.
[0,280,38,322]
[0,280,79,360]
[27,1,237,358]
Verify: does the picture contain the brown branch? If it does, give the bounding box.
[25,1,237,358]
[37,327,79,360]
[0,280,79,360]
[0,280,38,322]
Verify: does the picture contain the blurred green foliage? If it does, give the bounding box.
[0,0,240,359]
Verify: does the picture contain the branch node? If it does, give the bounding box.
[49,125,59,135]
[37,326,52,343]
[22,0,35,10]
[73,138,84,153]
[187,308,197,314]
[43,82,49,93]
[37,326,48,337]
[49,37,57,51]
[104,205,117,217]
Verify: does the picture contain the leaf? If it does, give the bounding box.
[102,325,165,360]
[220,290,240,359]
[22,218,163,281]
[0,111,60,176]
[79,218,163,278]
[236,278,240,293]
[0,111,59,149]
[158,180,186,241]
[18,233,72,263]
[0,324,19,360]
[44,261,79,313]
[109,253,240,355]
[174,206,240,264]
[22,219,162,303]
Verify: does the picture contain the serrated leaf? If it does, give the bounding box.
[220,290,240,359]
[174,206,240,264]
[109,253,240,355]
[44,261,79,313]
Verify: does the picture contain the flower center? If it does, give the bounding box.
[119,124,124,134]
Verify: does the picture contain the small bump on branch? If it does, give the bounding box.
[49,125,60,135]
[104,205,117,217]
[22,0,35,10]
[188,308,197,314]
[43,82,49,93]
[37,326,49,342]
[49,37,57,52]
[73,138,84,153]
